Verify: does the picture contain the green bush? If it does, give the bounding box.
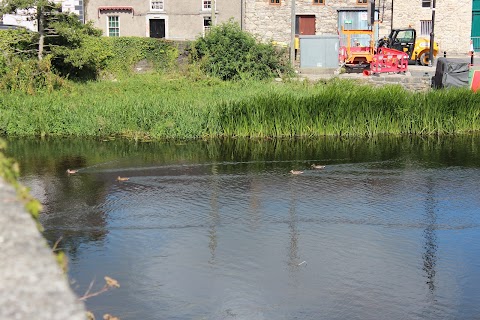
[0,28,37,60]
[0,55,65,94]
[0,18,107,85]
[0,29,38,83]
[0,29,178,92]
[190,20,292,80]
[103,37,178,76]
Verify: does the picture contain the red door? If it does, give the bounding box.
[297,15,316,35]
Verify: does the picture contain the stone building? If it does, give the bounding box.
[244,0,473,56]
[84,0,242,39]
[244,0,393,46]
[393,0,472,55]
[1,0,475,56]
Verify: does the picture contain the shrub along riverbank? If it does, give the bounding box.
[1,74,480,139]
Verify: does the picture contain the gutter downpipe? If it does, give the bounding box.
[428,0,436,67]
[391,0,393,33]
[241,0,244,30]
[290,0,296,66]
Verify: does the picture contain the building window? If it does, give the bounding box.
[270,0,281,5]
[420,20,432,36]
[108,16,119,37]
[313,0,324,4]
[151,0,164,11]
[203,16,211,36]
[356,0,367,4]
[422,0,431,7]
[203,0,211,10]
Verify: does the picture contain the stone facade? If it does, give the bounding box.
[245,0,393,45]
[244,0,471,56]
[2,0,472,55]
[394,0,472,55]
[85,0,241,40]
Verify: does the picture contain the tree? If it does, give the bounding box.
[44,12,111,79]
[0,0,58,60]
[1,1,110,80]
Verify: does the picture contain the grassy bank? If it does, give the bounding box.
[1,74,479,139]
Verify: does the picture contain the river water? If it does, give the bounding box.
[5,136,480,320]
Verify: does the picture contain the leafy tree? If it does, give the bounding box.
[1,1,110,80]
[45,13,111,79]
[0,0,59,60]
[190,20,292,80]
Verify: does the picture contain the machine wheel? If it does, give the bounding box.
[419,52,430,66]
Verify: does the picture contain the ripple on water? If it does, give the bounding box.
[33,157,480,320]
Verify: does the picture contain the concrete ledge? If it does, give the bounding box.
[0,178,86,320]
[297,66,432,91]
[298,67,338,75]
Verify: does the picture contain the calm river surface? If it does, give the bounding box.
[5,136,480,320]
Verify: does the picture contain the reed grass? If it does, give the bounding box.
[219,80,480,137]
[1,74,479,139]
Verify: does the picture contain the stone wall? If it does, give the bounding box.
[244,0,471,56]
[0,178,86,320]
[394,0,472,55]
[245,0,393,45]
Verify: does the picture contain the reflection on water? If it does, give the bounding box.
[423,178,437,293]
[5,135,480,320]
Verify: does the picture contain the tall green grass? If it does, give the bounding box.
[219,80,480,137]
[1,75,479,139]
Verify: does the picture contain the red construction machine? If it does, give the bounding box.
[338,27,409,76]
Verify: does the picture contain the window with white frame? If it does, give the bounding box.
[420,20,432,36]
[108,16,119,37]
[203,0,213,10]
[203,16,212,36]
[151,0,164,11]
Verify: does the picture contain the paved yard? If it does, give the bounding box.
[297,55,473,91]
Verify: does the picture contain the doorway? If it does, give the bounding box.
[296,15,316,36]
[149,19,165,38]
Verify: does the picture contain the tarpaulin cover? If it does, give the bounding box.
[432,57,470,89]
